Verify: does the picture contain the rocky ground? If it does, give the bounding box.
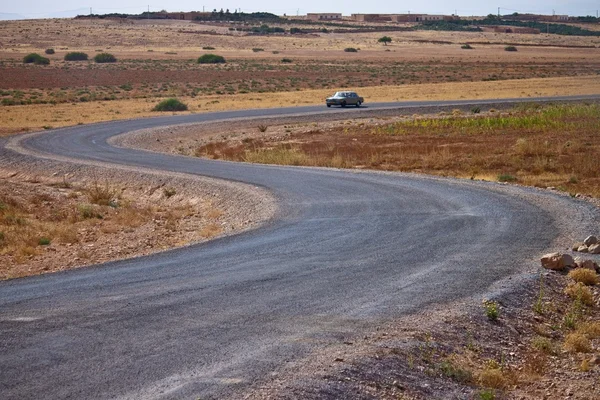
[0,137,276,280]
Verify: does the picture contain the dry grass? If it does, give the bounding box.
[200,223,222,238]
[478,366,508,389]
[2,75,600,136]
[197,103,600,198]
[563,333,592,353]
[564,282,595,306]
[577,321,600,339]
[568,269,599,286]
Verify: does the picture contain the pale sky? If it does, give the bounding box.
[1,1,599,19]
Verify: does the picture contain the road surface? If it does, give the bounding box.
[1,97,598,399]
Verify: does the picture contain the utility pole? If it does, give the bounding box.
[498,7,500,17]
[147,5,150,19]
[90,7,92,15]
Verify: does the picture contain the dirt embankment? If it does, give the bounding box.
[0,135,276,280]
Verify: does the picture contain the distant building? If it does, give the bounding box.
[352,13,454,23]
[503,13,569,23]
[306,13,342,21]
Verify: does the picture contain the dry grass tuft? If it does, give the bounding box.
[86,180,118,206]
[563,333,592,353]
[568,269,599,286]
[576,321,600,339]
[200,223,222,239]
[564,282,595,306]
[478,367,507,389]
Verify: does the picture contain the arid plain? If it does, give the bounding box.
[1,16,600,399]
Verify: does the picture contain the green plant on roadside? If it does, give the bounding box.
[152,98,188,112]
[344,47,358,52]
[38,237,51,246]
[563,298,583,329]
[504,46,518,52]
[461,44,473,49]
[497,174,517,182]
[533,273,545,315]
[479,389,495,400]
[483,300,499,321]
[45,48,55,54]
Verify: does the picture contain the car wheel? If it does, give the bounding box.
[356,101,361,108]
[341,101,346,108]
[327,104,331,107]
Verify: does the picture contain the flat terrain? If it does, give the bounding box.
[1,18,600,134]
[1,17,599,400]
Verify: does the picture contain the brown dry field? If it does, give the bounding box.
[1,18,600,134]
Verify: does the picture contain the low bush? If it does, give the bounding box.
[563,333,592,353]
[64,52,88,61]
[252,48,264,52]
[198,54,226,64]
[497,173,517,182]
[471,106,481,114]
[38,237,51,246]
[461,44,473,49]
[202,46,215,50]
[94,53,117,63]
[344,47,358,52]
[45,48,55,54]
[281,58,293,63]
[23,53,50,65]
[568,268,599,286]
[564,282,594,305]
[504,46,518,52]
[152,98,188,112]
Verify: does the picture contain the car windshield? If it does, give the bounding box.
[334,92,346,97]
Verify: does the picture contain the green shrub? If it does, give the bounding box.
[202,46,215,50]
[344,47,358,52]
[45,48,55,54]
[378,36,392,45]
[38,237,51,246]
[252,48,264,52]
[281,58,293,63]
[504,46,518,52]
[94,53,117,63]
[152,98,188,112]
[23,53,49,65]
[64,52,89,61]
[497,173,517,182]
[483,300,499,321]
[461,44,473,49]
[197,54,226,64]
[471,106,481,114]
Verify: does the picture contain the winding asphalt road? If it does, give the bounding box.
[1,97,599,399]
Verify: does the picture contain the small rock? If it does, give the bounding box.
[588,243,600,254]
[574,256,584,268]
[581,259,598,271]
[578,245,589,253]
[541,252,574,270]
[334,357,344,362]
[584,235,598,246]
[572,242,584,251]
